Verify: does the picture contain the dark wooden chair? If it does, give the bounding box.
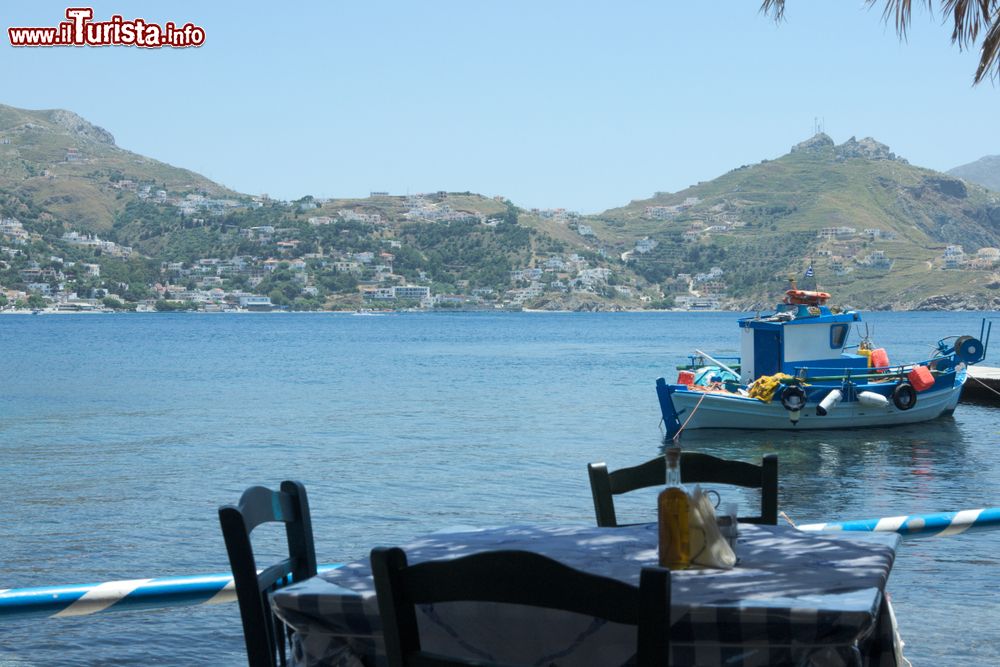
[371,547,671,667]
[588,452,778,527]
[219,480,318,667]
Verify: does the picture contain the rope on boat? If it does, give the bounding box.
[672,390,708,443]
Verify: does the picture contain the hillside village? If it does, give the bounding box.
[3,178,999,313]
[594,133,1000,310]
[3,103,1000,312]
[0,187,664,312]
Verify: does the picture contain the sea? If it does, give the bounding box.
[2,310,999,666]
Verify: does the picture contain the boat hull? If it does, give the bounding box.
[666,373,965,432]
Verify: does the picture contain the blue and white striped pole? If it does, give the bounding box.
[0,564,341,621]
[798,507,1000,538]
[5,507,1000,622]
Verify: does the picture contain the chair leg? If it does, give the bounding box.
[276,615,287,667]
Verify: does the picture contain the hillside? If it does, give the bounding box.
[3,102,1000,312]
[948,155,1000,193]
[587,134,1000,310]
[0,104,236,233]
[0,104,637,312]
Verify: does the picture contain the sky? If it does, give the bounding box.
[2,1,998,213]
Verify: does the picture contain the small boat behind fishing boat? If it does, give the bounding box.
[656,289,991,438]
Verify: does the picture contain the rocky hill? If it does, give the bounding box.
[948,155,1000,193]
[588,133,1000,310]
[0,103,236,234]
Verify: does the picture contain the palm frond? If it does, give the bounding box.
[973,7,1000,82]
[942,0,992,47]
[867,0,932,40]
[761,0,1000,85]
[759,0,786,22]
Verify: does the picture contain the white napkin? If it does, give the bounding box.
[688,485,737,569]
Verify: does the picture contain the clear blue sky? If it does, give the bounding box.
[3,1,997,213]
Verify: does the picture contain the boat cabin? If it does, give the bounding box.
[739,304,864,383]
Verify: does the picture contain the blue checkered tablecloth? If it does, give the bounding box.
[272,523,901,667]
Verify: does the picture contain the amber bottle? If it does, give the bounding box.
[657,446,690,569]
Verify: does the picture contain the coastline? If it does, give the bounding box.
[5,307,1000,315]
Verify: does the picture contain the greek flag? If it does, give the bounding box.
[804,265,814,278]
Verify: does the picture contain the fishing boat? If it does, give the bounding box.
[656,288,991,439]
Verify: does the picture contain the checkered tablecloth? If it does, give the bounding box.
[272,523,901,667]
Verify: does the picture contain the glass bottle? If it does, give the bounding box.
[657,446,690,569]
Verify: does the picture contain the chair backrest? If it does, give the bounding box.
[371,547,670,667]
[588,452,778,527]
[219,480,318,667]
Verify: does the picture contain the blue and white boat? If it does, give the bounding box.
[656,290,991,438]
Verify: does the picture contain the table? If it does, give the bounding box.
[272,523,902,667]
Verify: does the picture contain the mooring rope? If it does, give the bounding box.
[968,373,1000,400]
[672,390,709,443]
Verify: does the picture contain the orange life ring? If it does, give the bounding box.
[784,289,831,306]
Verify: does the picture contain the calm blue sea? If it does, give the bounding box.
[2,311,1000,666]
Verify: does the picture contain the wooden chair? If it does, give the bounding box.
[588,452,778,527]
[371,547,670,667]
[219,481,317,667]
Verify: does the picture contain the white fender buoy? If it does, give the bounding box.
[816,389,842,416]
[858,391,890,408]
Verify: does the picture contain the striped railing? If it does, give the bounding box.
[4,506,1000,621]
[798,507,1000,537]
[0,565,341,621]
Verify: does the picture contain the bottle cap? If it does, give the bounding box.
[665,446,681,463]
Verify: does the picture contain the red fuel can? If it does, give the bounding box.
[908,365,935,392]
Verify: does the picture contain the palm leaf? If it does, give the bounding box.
[974,8,1000,82]
[760,0,1000,84]
[870,0,926,40]
[759,0,785,22]
[941,0,992,45]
